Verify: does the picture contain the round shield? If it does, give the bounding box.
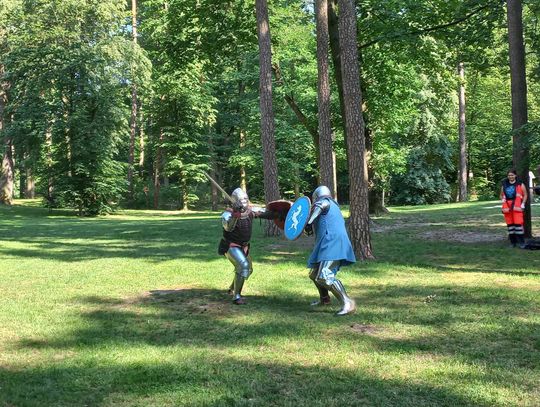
[267,200,292,230]
[284,196,311,241]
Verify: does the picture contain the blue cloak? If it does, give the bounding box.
[307,198,356,268]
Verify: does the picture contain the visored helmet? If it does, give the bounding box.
[312,185,331,202]
[231,187,249,211]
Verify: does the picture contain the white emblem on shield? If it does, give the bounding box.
[288,205,302,231]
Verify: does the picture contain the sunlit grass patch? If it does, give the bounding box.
[0,200,539,406]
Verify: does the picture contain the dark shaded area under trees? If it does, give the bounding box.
[1,0,539,237]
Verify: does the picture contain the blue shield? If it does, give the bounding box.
[284,196,311,241]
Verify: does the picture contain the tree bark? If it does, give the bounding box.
[128,0,138,205]
[139,107,145,177]
[208,132,219,211]
[338,0,373,260]
[507,0,530,237]
[45,124,54,205]
[237,74,248,192]
[316,0,336,197]
[328,0,346,147]
[25,165,35,198]
[0,141,14,205]
[0,69,13,205]
[457,62,468,202]
[329,1,384,214]
[181,172,188,211]
[153,128,163,210]
[239,129,247,191]
[255,0,280,236]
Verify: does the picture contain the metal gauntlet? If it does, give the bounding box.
[307,198,331,226]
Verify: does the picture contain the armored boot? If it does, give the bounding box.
[329,280,356,316]
[232,273,246,305]
[310,283,331,306]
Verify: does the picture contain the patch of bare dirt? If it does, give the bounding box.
[349,323,379,335]
[372,221,449,232]
[419,230,504,243]
[371,219,506,243]
[143,288,233,316]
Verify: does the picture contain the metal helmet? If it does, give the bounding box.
[312,185,332,202]
[231,187,249,210]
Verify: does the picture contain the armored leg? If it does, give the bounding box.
[225,247,253,304]
[329,279,356,316]
[309,267,330,306]
[314,260,355,316]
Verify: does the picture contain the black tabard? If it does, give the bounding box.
[223,210,254,246]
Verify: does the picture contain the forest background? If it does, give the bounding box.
[1,0,539,218]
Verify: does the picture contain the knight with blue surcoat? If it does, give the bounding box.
[305,185,356,316]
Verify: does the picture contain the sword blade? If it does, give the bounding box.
[202,171,234,203]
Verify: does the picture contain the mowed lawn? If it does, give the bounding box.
[0,200,539,407]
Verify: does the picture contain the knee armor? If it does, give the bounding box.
[313,260,341,289]
[226,247,253,279]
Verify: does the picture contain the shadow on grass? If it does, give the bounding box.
[6,286,539,405]
[0,215,221,262]
[0,204,291,264]
[2,201,538,277]
[16,285,540,372]
[0,355,491,407]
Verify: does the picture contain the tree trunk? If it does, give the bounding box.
[208,132,219,211]
[338,0,373,260]
[181,173,188,211]
[316,0,336,196]
[237,72,248,192]
[139,107,145,177]
[255,0,280,236]
[0,141,14,205]
[128,0,138,205]
[0,71,13,205]
[330,1,383,213]
[328,0,346,147]
[25,166,35,198]
[153,128,163,210]
[19,159,26,199]
[239,130,247,191]
[210,170,219,211]
[457,62,468,202]
[46,124,54,205]
[507,0,530,237]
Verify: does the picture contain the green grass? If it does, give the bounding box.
[0,200,539,406]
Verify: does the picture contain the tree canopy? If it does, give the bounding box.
[0,0,539,216]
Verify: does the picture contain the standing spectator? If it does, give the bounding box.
[501,169,528,248]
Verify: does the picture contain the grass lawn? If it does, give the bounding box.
[0,200,539,406]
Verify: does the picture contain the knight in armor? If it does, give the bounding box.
[305,185,357,316]
[218,187,283,305]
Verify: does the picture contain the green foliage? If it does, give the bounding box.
[389,86,454,205]
[2,0,540,211]
[467,68,513,197]
[3,0,150,215]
